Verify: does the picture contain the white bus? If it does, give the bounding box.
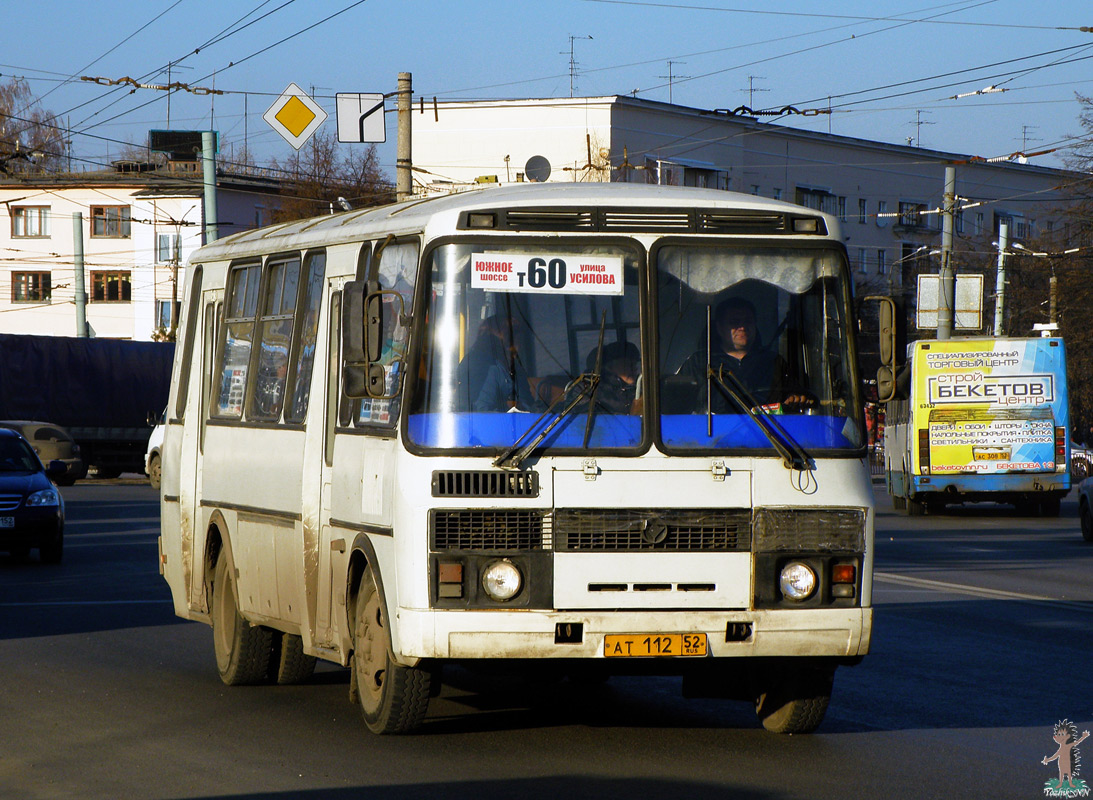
[159,183,872,735]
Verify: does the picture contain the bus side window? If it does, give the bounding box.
[354,239,419,428]
[214,263,261,418]
[249,256,301,422]
[285,251,326,424]
[174,266,203,421]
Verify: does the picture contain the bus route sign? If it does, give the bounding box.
[470,252,624,295]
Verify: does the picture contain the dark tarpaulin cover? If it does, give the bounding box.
[0,334,174,429]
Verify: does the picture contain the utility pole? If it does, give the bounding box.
[994,221,1008,336]
[936,166,956,340]
[73,212,87,337]
[202,131,218,243]
[396,72,412,203]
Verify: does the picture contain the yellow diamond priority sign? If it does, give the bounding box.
[264,83,328,150]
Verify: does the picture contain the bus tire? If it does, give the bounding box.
[212,551,273,686]
[1040,497,1061,518]
[270,632,317,685]
[147,453,161,490]
[906,497,925,516]
[353,567,432,734]
[1080,499,1093,543]
[892,495,907,510]
[754,664,834,734]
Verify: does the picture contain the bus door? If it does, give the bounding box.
[184,290,220,613]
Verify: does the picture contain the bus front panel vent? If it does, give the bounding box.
[432,470,540,498]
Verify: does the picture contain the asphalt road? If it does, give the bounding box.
[1,480,1090,800]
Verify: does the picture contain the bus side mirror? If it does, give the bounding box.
[866,295,906,403]
[341,281,408,400]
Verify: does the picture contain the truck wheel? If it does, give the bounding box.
[754,664,835,734]
[1040,497,1061,518]
[270,632,317,685]
[1081,499,1093,543]
[147,454,161,490]
[352,566,432,734]
[907,497,926,516]
[892,495,907,510]
[212,551,273,685]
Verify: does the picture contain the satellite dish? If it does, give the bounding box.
[525,155,551,182]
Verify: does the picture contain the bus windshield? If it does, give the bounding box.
[656,244,864,453]
[408,242,643,452]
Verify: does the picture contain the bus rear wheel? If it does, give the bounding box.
[270,632,317,685]
[352,567,432,734]
[754,663,835,734]
[1080,499,1093,543]
[212,551,273,685]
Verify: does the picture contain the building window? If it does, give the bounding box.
[858,199,867,224]
[12,271,51,302]
[772,188,782,201]
[976,212,985,234]
[90,205,131,238]
[156,300,181,330]
[877,200,888,228]
[12,206,50,237]
[898,201,927,228]
[877,249,887,275]
[157,233,181,263]
[858,248,867,274]
[837,196,847,222]
[795,186,836,215]
[90,271,132,302]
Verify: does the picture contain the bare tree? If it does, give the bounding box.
[268,128,392,223]
[0,77,70,173]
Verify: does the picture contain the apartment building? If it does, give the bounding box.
[0,160,280,340]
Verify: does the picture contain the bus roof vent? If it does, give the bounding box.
[699,212,788,234]
[431,470,540,498]
[600,210,692,231]
[501,209,595,230]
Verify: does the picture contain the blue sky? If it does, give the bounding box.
[5,0,1092,177]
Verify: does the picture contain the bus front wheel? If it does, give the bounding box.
[212,551,273,685]
[754,663,834,734]
[352,567,432,734]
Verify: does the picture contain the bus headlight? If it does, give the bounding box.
[481,560,522,602]
[779,562,817,601]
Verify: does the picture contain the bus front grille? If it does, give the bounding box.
[431,510,548,551]
[553,509,752,552]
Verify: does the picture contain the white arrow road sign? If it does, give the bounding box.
[336,93,386,143]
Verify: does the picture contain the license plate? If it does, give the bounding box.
[604,633,707,658]
[0,517,13,528]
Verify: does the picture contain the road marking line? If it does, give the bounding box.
[874,571,1092,610]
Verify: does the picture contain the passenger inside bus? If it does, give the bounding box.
[459,313,536,412]
[674,296,814,413]
[534,340,641,415]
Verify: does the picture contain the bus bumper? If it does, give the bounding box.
[394,607,872,662]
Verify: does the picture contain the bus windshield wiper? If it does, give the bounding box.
[494,311,608,470]
[492,371,600,469]
[707,363,815,472]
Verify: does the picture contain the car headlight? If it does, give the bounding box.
[481,560,522,602]
[779,562,817,601]
[26,488,60,507]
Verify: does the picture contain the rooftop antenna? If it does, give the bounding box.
[563,35,593,97]
[741,76,768,108]
[908,110,934,147]
[1020,124,1042,152]
[658,60,689,104]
